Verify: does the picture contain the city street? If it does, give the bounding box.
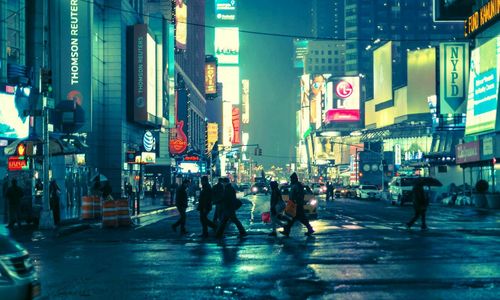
[10,195,500,299]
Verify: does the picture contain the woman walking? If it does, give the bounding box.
[268,181,284,236]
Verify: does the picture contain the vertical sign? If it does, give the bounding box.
[440,43,469,114]
[205,60,217,96]
[206,122,218,152]
[174,0,187,50]
[231,107,241,144]
[241,80,249,124]
[58,0,92,132]
[132,25,148,123]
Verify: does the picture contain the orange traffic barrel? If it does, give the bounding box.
[102,200,118,228]
[116,199,132,226]
[81,196,94,220]
[93,196,102,219]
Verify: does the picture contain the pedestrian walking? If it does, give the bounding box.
[326,181,334,201]
[152,182,157,200]
[172,179,189,234]
[212,177,225,224]
[280,172,315,237]
[268,181,284,236]
[406,181,429,230]
[101,181,113,200]
[197,176,217,238]
[6,178,23,228]
[49,180,61,225]
[215,178,247,238]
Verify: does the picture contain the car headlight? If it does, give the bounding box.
[263,187,268,191]
[309,199,317,206]
[252,187,257,192]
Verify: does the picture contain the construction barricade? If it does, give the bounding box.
[81,196,102,220]
[93,196,102,219]
[102,200,118,228]
[115,199,132,226]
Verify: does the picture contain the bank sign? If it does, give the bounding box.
[56,0,92,132]
[439,43,469,114]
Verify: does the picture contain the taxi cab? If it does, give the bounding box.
[280,184,318,218]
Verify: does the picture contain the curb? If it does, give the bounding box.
[56,223,92,237]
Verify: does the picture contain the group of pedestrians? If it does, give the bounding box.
[171,176,247,239]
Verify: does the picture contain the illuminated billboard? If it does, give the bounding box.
[207,122,218,152]
[222,101,233,147]
[0,91,29,139]
[294,40,309,69]
[218,66,240,104]
[325,76,360,123]
[433,0,474,21]
[215,0,237,21]
[407,48,436,115]
[299,74,310,136]
[174,0,187,50]
[241,80,249,123]
[215,27,239,64]
[373,42,392,103]
[231,107,241,145]
[205,60,217,96]
[440,43,469,114]
[309,74,329,129]
[465,36,500,135]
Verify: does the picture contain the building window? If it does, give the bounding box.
[328,50,332,55]
[322,58,325,63]
[328,58,332,63]
[6,0,21,63]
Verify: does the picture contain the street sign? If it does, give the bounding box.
[46,97,55,109]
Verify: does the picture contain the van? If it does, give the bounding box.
[389,176,420,205]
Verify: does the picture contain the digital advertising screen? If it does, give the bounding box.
[309,74,329,129]
[215,27,239,64]
[218,66,240,104]
[215,0,237,21]
[465,36,500,136]
[299,74,310,137]
[373,42,392,103]
[178,161,206,174]
[241,80,249,123]
[325,76,360,123]
[407,48,436,115]
[0,91,29,139]
[175,0,187,50]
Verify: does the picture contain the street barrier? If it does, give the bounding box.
[102,200,118,228]
[116,199,132,226]
[92,196,102,219]
[81,196,94,220]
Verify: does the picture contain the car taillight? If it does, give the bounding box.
[310,199,317,206]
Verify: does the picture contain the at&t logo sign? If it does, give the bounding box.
[336,81,353,98]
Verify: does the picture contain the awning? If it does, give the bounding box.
[360,122,431,142]
[426,129,464,158]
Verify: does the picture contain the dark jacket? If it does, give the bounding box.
[175,185,188,210]
[221,184,237,213]
[6,184,23,207]
[412,184,428,211]
[198,184,213,212]
[290,181,305,206]
[270,189,282,215]
[212,182,224,205]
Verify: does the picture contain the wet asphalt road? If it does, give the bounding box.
[10,195,500,299]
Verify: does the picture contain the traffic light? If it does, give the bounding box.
[254,147,258,156]
[41,68,52,94]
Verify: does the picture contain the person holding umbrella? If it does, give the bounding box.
[406,177,441,230]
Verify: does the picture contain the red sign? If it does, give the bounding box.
[456,141,480,164]
[184,156,200,161]
[169,120,188,155]
[232,107,241,144]
[8,156,29,171]
[325,109,360,122]
[17,143,26,156]
[336,81,353,98]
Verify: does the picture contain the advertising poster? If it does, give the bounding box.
[174,0,187,50]
[222,101,233,147]
[215,27,239,64]
[56,0,92,132]
[218,66,240,104]
[215,0,237,21]
[407,48,436,115]
[0,91,29,139]
[207,122,218,152]
[373,42,392,103]
[325,76,360,123]
[309,74,327,127]
[241,80,249,123]
[231,107,241,145]
[300,74,310,137]
[465,36,500,135]
[440,43,469,114]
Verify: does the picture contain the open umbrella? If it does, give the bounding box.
[417,177,442,187]
[90,173,108,182]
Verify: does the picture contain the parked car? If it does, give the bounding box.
[238,183,251,195]
[356,185,381,199]
[0,235,41,300]
[280,185,318,218]
[345,185,359,198]
[389,176,420,205]
[334,186,349,198]
[251,183,269,195]
[311,183,327,195]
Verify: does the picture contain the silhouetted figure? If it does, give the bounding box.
[326,181,334,201]
[49,180,61,225]
[406,182,429,230]
[281,173,314,237]
[6,178,23,228]
[215,178,246,238]
[269,181,283,236]
[212,177,225,224]
[198,176,217,238]
[101,181,112,200]
[152,182,157,200]
[172,179,189,234]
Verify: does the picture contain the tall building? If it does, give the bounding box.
[344,0,463,100]
[311,0,345,40]
[304,40,345,75]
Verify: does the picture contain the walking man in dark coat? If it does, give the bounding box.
[198,176,217,238]
[215,178,246,238]
[6,178,24,228]
[280,172,315,237]
[406,181,429,230]
[172,179,190,234]
[212,177,225,224]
